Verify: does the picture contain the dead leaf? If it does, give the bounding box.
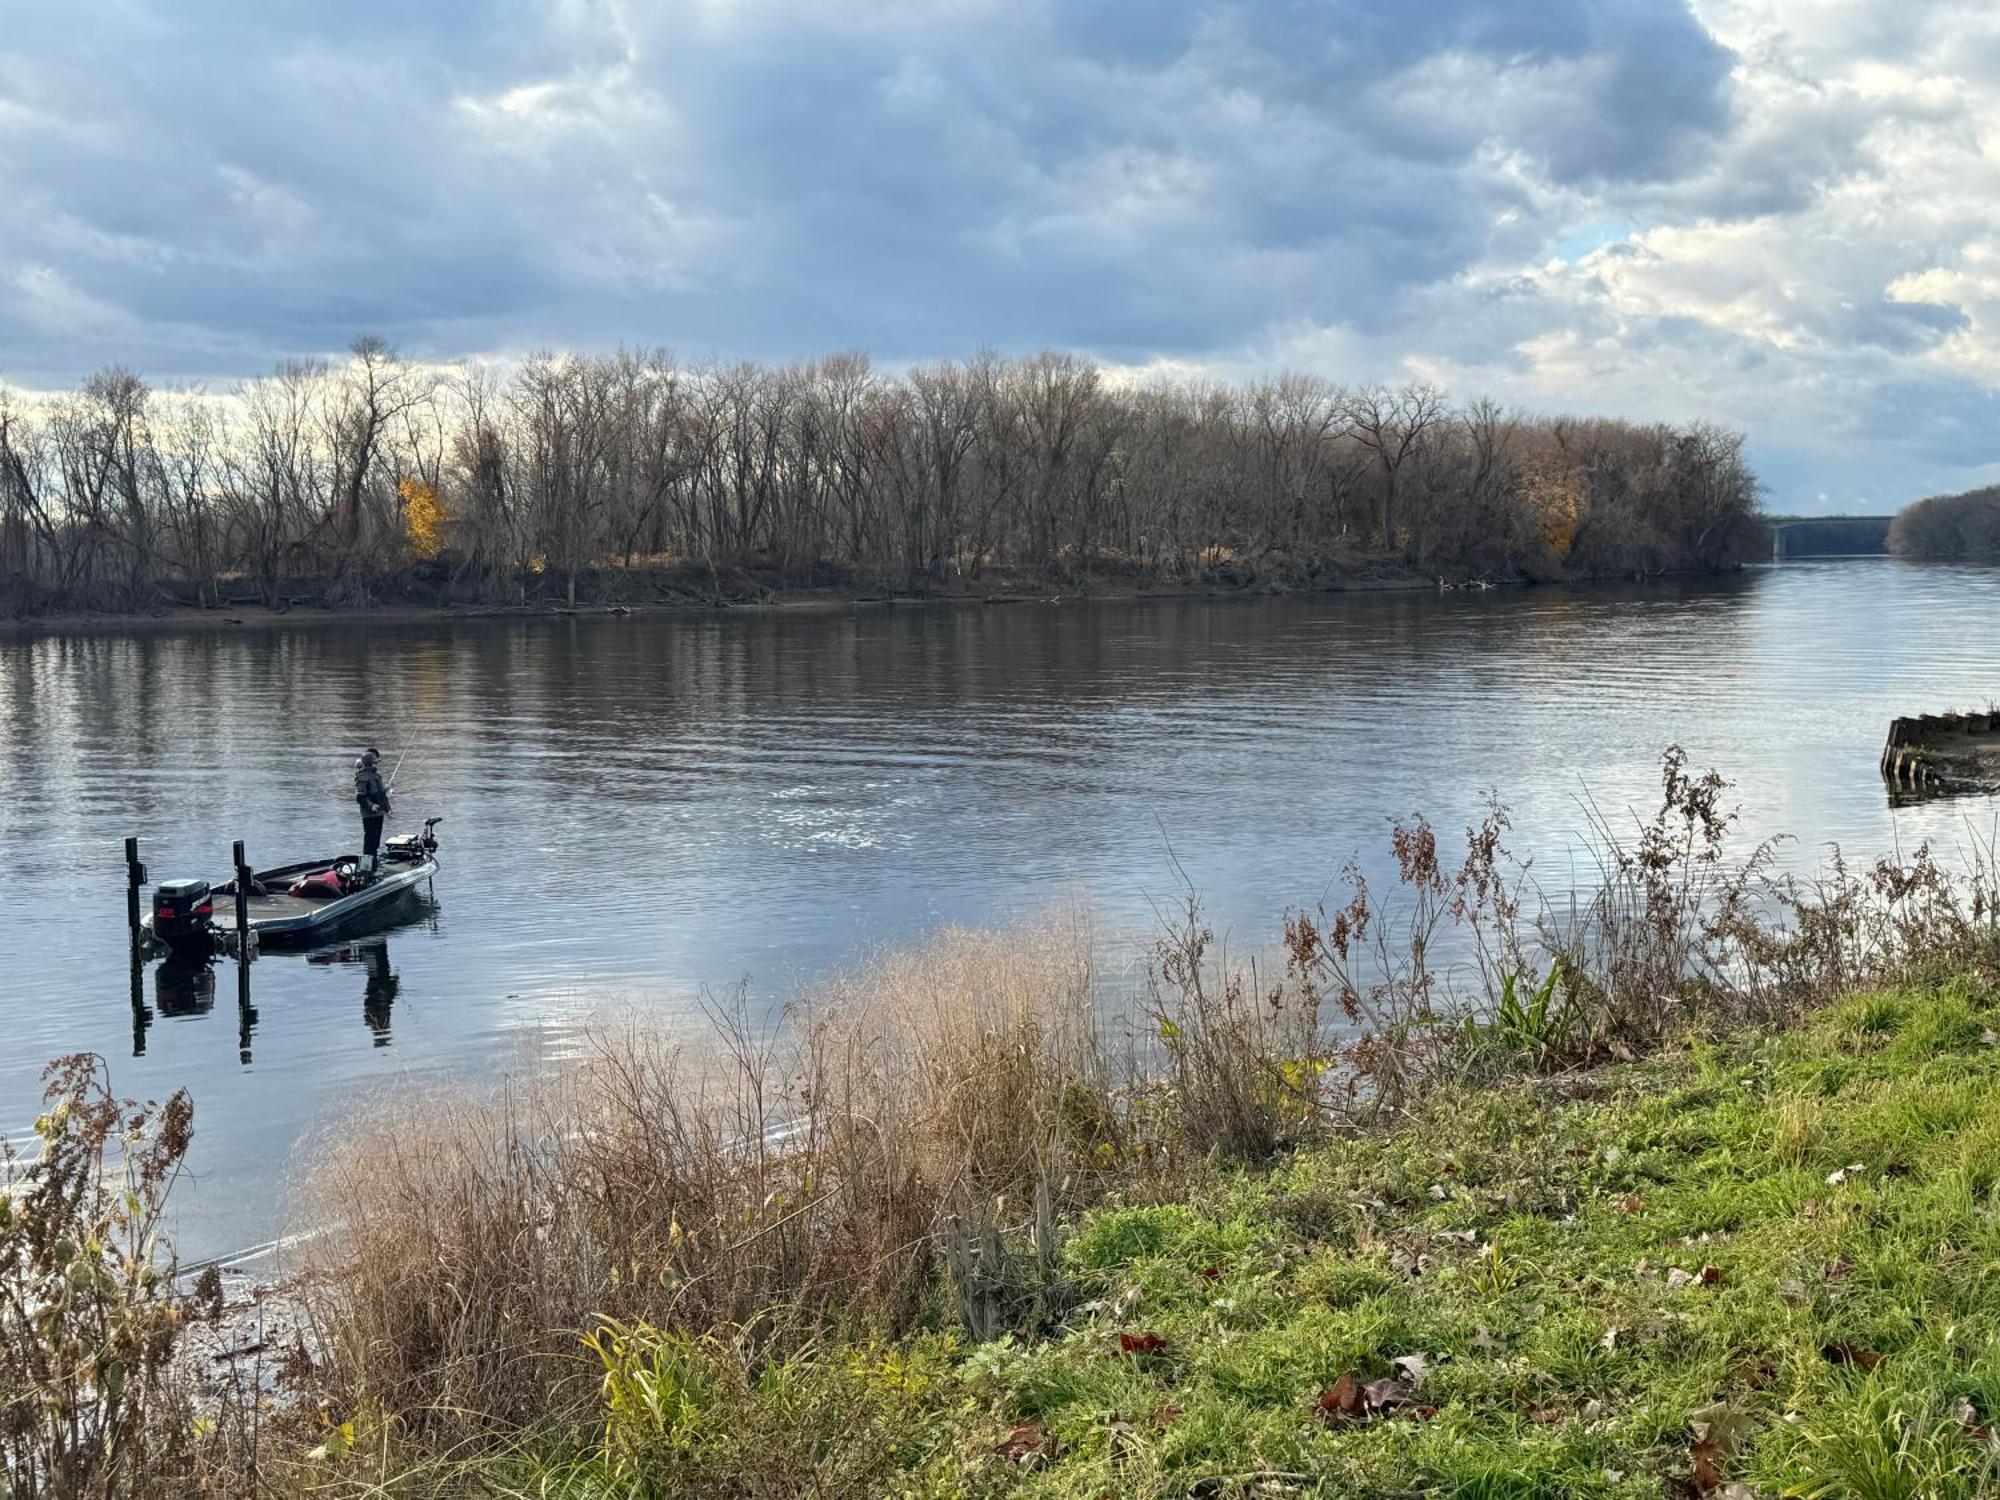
[996,1421,1055,1466]
[1150,1401,1183,1428]
[1471,1326,1507,1356]
[1528,1404,1565,1424]
[1820,1342,1884,1371]
[1732,1359,1779,1390]
[1317,1374,1364,1425]
[1363,1377,1412,1413]
[1618,1193,1644,1213]
[1689,1399,1757,1454]
[1824,1255,1853,1283]
[1778,1278,1808,1306]
[1667,1267,1696,1290]
[1118,1331,1167,1356]
[1600,1326,1620,1353]
[1825,1162,1865,1187]
[1691,1437,1726,1492]
[1701,1264,1723,1286]
[1392,1352,1433,1387]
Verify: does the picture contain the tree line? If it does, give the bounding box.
[0,339,1764,614]
[1888,486,2000,560]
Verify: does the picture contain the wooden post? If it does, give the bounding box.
[125,836,146,947]
[232,840,252,963]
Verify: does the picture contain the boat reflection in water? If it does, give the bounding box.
[131,893,437,1062]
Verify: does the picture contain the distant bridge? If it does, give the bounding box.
[1760,514,1894,562]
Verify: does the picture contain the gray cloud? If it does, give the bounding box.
[2,0,1998,509]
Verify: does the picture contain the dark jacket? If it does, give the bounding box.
[355,759,391,816]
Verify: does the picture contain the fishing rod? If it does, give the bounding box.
[385,744,410,794]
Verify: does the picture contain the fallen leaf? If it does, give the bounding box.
[1471,1326,1508,1355]
[1692,1436,1726,1492]
[1392,1352,1433,1386]
[1118,1331,1168,1356]
[1618,1193,1644,1213]
[1529,1404,1565,1425]
[996,1421,1054,1465]
[1150,1401,1183,1428]
[1600,1326,1620,1353]
[1689,1399,1757,1454]
[1198,1265,1222,1281]
[1820,1342,1884,1371]
[1778,1278,1807,1306]
[1982,1029,1997,1047]
[1701,1264,1723,1286]
[1732,1359,1779,1390]
[1388,1248,1431,1278]
[1317,1373,1365,1424]
[1825,1162,1865,1187]
[1667,1267,1696,1290]
[1824,1255,1853,1283]
[1362,1377,1412,1413]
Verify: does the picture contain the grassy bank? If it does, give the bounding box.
[455,975,2000,1499]
[9,755,2000,1497]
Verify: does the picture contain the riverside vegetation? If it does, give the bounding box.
[1888,486,2000,562]
[8,752,2000,1498]
[0,344,1762,617]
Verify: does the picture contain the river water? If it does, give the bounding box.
[2,558,1995,1260]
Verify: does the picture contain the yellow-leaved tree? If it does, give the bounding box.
[398,476,448,561]
[1518,446,1584,560]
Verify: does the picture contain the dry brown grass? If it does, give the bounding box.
[289,912,1149,1453]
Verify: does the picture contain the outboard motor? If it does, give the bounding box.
[152,878,220,958]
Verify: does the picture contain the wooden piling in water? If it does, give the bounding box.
[124,836,145,946]
[232,839,252,962]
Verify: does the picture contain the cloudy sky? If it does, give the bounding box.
[3,0,1998,512]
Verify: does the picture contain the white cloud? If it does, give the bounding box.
[1,0,1999,510]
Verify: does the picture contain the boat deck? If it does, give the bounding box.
[212,888,338,930]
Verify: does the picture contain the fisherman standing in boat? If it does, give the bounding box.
[354,747,391,880]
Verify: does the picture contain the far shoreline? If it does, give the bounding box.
[0,562,1782,643]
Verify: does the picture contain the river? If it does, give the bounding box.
[2,558,1995,1260]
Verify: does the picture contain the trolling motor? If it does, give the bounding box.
[151,878,223,960]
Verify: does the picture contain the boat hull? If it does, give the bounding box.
[146,857,438,952]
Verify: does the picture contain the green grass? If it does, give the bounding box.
[486,974,2000,1498]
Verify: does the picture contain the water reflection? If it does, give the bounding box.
[308,940,402,1047]
[14,561,2000,1262]
[127,894,435,1063]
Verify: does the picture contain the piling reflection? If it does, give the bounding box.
[129,894,434,1062]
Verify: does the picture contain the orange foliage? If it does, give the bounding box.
[398,476,447,561]
[1518,449,1584,559]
